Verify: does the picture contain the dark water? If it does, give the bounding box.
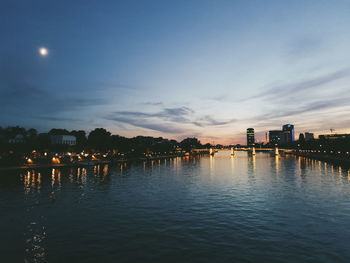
[1,151,350,263]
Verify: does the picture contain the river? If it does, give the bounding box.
[1,151,350,262]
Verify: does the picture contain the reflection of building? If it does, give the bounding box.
[50,135,76,145]
[269,130,284,145]
[305,132,314,141]
[246,128,255,146]
[282,124,294,143]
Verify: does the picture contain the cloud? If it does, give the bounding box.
[205,94,228,102]
[105,106,236,134]
[0,56,107,120]
[111,107,193,123]
[106,116,187,134]
[251,96,350,120]
[105,107,191,133]
[244,68,350,101]
[141,101,163,106]
[163,107,194,116]
[95,82,138,92]
[195,115,236,127]
[287,35,324,58]
[34,116,80,122]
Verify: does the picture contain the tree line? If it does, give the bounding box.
[0,126,208,154]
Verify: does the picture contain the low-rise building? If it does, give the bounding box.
[8,134,25,143]
[319,134,350,140]
[305,132,314,141]
[50,135,76,145]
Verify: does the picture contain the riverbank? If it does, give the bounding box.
[296,152,350,167]
[0,154,185,171]
[0,161,110,171]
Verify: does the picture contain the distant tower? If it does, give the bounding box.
[246,128,255,146]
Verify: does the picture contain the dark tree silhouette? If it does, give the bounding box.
[88,128,112,150]
[48,128,70,135]
[70,130,87,146]
[180,137,201,151]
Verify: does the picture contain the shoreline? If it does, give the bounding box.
[3,152,350,171]
[0,154,185,171]
[296,152,350,168]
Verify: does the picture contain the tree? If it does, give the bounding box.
[88,128,111,150]
[180,137,201,151]
[48,128,70,135]
[27,128,38,138]
[203,143,211,149]
[70,130,87,146]
[4,126,26,137]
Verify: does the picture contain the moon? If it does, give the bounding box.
[39,47,48,56]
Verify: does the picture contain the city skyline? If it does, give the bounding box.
[1,0,350,144]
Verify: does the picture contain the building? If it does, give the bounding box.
[268,124,295,145]
[319,134,350,140]
[246,128,255,146]
[8,134,25,143]
[50,135,76,145]
[269,130,284,145]
[304,132,314,141]
[282,124,294,143]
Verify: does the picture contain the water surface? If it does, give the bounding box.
[1,151,350,262]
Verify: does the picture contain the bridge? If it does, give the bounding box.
[192,147,295,156]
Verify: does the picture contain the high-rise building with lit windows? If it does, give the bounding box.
[246,128,255,146]
[268,124,295,145]
[282,124,294,143]
[269,130,284,145]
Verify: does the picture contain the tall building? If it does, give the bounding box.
[246,128,255,146]
[282,124,294,143]
[305,132,314,141]
[269,130,284,145]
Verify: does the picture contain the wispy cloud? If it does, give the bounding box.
[112,107,193,122]
[34,116,79,122]
[141,101,164,106]
[250,96,350,120]
[195,115,236,126]
[106,116,187,134]
[244,68,350,101]
[105,106,236,134]
[287,35,324,58]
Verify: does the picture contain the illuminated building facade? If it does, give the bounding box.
[246,128,255,146]
[269,130,284,145]
[282,124,294,143]
[50,135,76,145]
[268,124,295,145]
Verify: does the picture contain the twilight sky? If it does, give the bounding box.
[1,0,350,144]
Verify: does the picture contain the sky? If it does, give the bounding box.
[1,0,350,144]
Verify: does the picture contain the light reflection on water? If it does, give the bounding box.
[1,151,350,262]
